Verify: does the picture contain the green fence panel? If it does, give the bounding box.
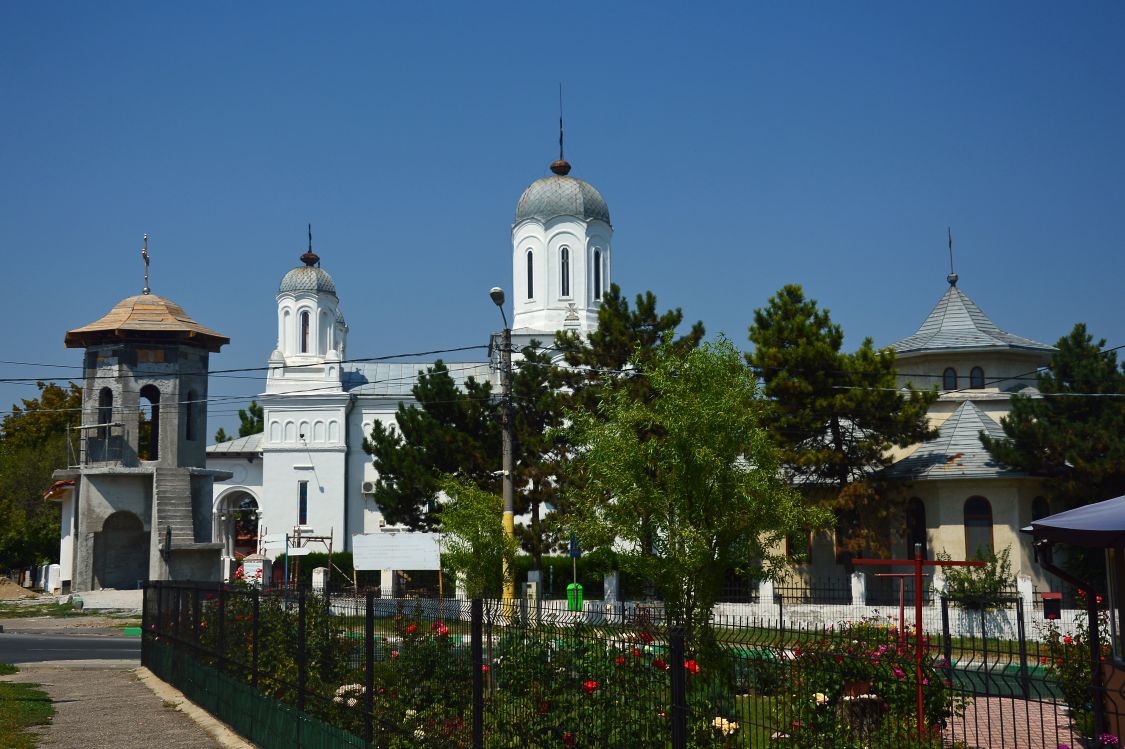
[144,640,364,749]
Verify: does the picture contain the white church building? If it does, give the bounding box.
[205,156,613,582]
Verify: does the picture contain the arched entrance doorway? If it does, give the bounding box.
[93,511,148,589]
[215,491,259,560]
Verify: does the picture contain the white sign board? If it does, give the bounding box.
[285,546,312,557]
[352,532,442,571]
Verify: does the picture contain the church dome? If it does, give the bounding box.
[278,265,337,295]
[515,165,611,225]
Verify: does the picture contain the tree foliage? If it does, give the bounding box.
[563,339,827,642]
[238,400,264,438]
[554,283,704,411]
[0,382,82,568]
[213,426,231,443]
[437,477,518,599]
[747,284,937,556]
[363,361,499,531]
[981,323,1125,508]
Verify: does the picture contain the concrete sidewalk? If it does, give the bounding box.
[1,660,253,749]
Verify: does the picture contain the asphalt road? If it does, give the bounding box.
[0,631,140,663]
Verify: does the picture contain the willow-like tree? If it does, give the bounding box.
[747,285,937,558]
[564,339,826,643]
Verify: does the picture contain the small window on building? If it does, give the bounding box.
[906,497,927,559]
[970,366,985,389]
[97,387,113,427]
[964,496,994,557]
[593,249,602,300]
[139,384,160,461]
[298,481,308,525]
[300,311,310,353]
[526,250,534,300]
[1032,496,1051,521]
[943,367,958,390]
[560,246,570,297]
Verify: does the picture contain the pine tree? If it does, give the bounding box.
[214,427,231,443]
[238,400,264,437]
[747,284,937,557]
[982,323,1125,509]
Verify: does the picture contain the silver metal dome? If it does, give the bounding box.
[278,266,337,295]
[515,175,611,225]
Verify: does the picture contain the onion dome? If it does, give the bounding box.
[278,233,337,295]
[515,160,611,225]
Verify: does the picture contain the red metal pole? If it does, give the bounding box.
[914,543,925,741]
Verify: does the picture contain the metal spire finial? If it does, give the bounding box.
[550,83,572,176]
[300,223,320,267]
[141,233,151,295]
[946,226,958,286]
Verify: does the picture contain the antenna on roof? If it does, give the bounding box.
[550,83,571,176]
[946,226,958,287]
[141,233,151,295]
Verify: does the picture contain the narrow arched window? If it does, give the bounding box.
[943,367,958,390]
[906,497,927,559]
[560,246,570,297]
[593,249,602,300]
[300,311,310,353]
[964,496,994,557]
[526,250,534,300]
[185,388,199,442]
[1032,496,1051,521]
[139,384,160,461]
[97,387,113,427]
[970,366,985,389]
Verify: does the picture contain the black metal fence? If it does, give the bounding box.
[143,581,1117,748]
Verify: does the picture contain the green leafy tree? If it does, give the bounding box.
[237,400,264,437]
[213,426,231,443]
[981,323,1125,508]
[747,284,938,558]
[0,381,82,568]
[437,477,518,598]
[563,339,828,642]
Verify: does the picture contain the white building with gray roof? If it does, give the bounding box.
[205,156,610,585]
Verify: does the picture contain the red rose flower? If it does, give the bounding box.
[582,680,599,694]
[406,623,417,634]
[632,648,641,657]
[684,659,700,674]
[653,659,667,671]
[481,664,490,673]
[563,732,575,746]
[614,656,625,665]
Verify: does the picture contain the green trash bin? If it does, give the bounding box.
[567,582,584,612]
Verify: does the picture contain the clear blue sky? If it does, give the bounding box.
[2,2,1122,436]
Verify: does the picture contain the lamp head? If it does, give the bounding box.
[489,287,506,308]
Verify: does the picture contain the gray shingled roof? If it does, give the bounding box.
[885,401,1022,481]
[515,175,611,225]
[343,361,492,397]
[891,284,1054,355]
[207,432,263,455]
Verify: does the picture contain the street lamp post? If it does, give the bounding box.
[490,287,516,601]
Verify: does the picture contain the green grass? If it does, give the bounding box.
[0,664,54,749]
[0,602,90,619]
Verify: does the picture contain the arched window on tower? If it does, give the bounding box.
[560,247,570,297]
[97,388,113,437]
[593,249,602,300]
[185,388,199,442]
[943,367,958,390]
[300,311,310,354]
[1032,496,1051,521]
[970,366,985,389]
[139,385,160,461]
[906,497,927,559]
[526,250,534,300]
[964,496,994,557]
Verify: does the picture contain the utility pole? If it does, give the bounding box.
[490,288,516,601]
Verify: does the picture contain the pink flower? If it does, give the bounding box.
[482,664,490,673]
[390,650,398,658]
